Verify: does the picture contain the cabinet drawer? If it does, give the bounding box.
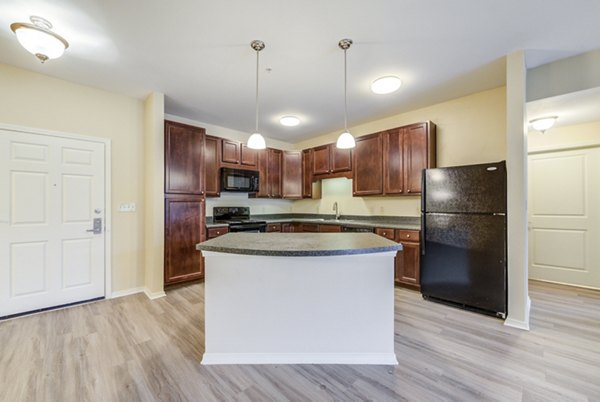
[397,230,420,242]
[267,223,282,232]
[375,227,396,240]
[319,224,341,232]
[207,226,229,239]
[301,223,320,232]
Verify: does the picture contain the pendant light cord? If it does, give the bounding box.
[255,48,259,133]
[343,47,348,132]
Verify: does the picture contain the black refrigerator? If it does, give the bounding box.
[420,161,507,319]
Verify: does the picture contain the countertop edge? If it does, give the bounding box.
[196,244,401,257]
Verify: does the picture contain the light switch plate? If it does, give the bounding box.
[119,202,136,212]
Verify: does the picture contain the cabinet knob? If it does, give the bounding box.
[216,231,220,234]
[406,234,410,238]
[383,232,387,235]
[407,189,411,193]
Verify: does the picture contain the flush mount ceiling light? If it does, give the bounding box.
[336,38,356,150]
[280,116,300,127]
[247,40,267,150]
[530,116,558,133]
[371,76,402,94]
[10,16,69,63]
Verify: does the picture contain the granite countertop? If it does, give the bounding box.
[206,214,420,230]
[196,233,402,257]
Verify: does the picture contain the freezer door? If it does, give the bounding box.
[421,213,506,315]
[424,161,506,214]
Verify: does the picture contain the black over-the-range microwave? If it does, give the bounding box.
[220,168,260,192]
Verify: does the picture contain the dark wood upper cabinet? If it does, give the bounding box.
[221,139,240,164]
[383,128,404,194]
[311,143,352,178]
[404,122,434,194]
[331,146,352,173]
[164,120,205,195]
[164,195,205,285]
[352,121,436,197]
[353,133,383,196]
[282,151,302,199]
[312,145,330,175]
[204,135,220,197]
[302,149,313,198]
[241,144,258,167]
[256,149,269,198]
[268,149,283,198]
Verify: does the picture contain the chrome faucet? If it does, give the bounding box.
[333,201,340,220]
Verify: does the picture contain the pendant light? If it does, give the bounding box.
[336,38,356,149]
[10,16,69,63]
[247,40,267,150]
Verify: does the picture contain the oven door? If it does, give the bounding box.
[229,223,267,233]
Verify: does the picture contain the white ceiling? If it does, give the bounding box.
[1,0,600,143]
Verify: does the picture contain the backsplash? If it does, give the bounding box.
[205,192,293,216]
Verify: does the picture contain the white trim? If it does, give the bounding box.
[110,287,144,299]
[144,288,167,300]
[504,296,531,330]
[528,140,600,154]
[0,122,113,300]
[530,278,600,292]
[201,353,399,365]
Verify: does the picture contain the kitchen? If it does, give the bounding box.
[1,1,600,400]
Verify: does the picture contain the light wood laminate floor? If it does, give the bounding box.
[1,280,599,401]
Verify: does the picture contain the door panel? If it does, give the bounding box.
[528,148,600,288]
[1,129,105,317]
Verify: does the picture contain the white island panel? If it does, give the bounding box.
[201,251,398,365]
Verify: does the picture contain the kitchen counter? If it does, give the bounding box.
[198,233,398,365]
[196,232,401,256]
[205,214,420,230]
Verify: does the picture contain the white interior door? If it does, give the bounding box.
[528,147,600,289]
[0,128,106,317]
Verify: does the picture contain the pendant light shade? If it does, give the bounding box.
[10,16,69,63]
[247,40,267,150]
[336,39,355,149]
[247,132,266,149]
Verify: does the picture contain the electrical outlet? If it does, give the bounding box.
[119,202,136,212]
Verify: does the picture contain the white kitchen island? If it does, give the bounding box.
[196,232,401,365]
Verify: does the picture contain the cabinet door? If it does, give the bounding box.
[165,196,205,285]
[282,151,302,199]
[256,149,269,198]
[267,223,282,232]
[221,139,240,164]
[302,149,313,198]
[383,128,404,194]
[312,145,331,175]
[241,144,258,167]
[301,223,319,232]
[164,121,205,195]
[268,149,283,198]
[396,242,420,288]
[204,135,220,197]
[331,146,352,173]
[404,123,428,194]
[353,133,383,196]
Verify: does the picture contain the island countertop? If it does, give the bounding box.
[196,232,401,257]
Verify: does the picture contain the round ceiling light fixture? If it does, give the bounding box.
[279,116,300,127]
[530,116,558,133]
[371,76,402,94]
[10,16,69,63]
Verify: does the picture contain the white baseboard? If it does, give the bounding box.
[504,296,531,331]
[201,353,399,365]
[110,287,144,299]
[144,288,167,300]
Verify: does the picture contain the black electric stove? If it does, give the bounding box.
[213,207,267,232]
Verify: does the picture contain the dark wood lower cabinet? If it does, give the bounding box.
[164,196,206,285]
[396,230,421,290]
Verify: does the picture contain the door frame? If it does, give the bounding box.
[0,123,112,299]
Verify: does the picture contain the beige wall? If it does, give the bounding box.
[0,63,145,293]
[293,87,507,217]
[528,120,600,151]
